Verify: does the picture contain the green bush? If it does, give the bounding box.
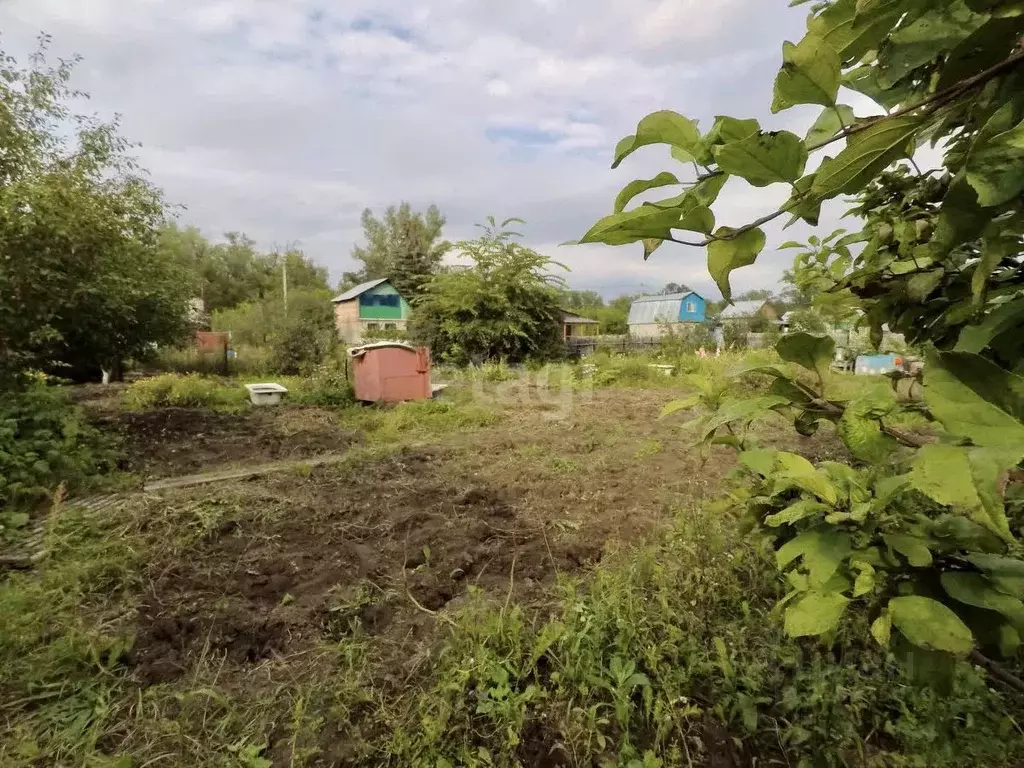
[287,365,355,406]
[123,374,247,411]
[0,384,113,512]
[722,321,749,350]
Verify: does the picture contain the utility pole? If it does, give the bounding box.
[282,256,288,319]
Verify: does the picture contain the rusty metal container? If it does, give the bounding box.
[348,342,431,403]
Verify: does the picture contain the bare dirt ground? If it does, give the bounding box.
[65,381,849,766]
[112,385,842,691]
[98,406,360,478]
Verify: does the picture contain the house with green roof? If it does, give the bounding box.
[332,278,411,343]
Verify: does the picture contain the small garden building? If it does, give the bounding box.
[332,278,410,343]
[627,291,707,338]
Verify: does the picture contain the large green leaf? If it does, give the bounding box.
[659,396,700,418]
[695,116,760,164]
[579,206,686,246]
[837,409,898,463]
[612,111,700,169]
[700,395,789,440]
[883,534,933,567]
[811,0,902,63]
[777,529,852,585]
[965,116,1024,207]
[707,227,767,302]
[879,1,989,88]
[812,117,923,198]
[938,15,1024,90]
[806,105,856,147]
[924,351,1024,450]
[941,572,1024,628]
[967,554,1024,578]
[888,596,975,654]
[842,66,913,110]
[765,498,829,527]
[775,332,835,380]
[772,35,841,112]
[712,131,808,187]
[785,592,850,637]
[613,172,679,213]
[642,192,716,234]
[910,444,984,510]
[956,297,1024,357]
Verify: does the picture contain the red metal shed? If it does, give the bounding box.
[348,342,432,403]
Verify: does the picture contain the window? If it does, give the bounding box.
[359,293,401,307]
[686,301,696,313]
[384,323,396,330]
[366,322,379,330]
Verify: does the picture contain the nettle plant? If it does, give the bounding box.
[584,0,1024,686]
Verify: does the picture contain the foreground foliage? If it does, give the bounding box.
[2,487,1019,767]
[589,0,1024,692]
[0,384,113,515]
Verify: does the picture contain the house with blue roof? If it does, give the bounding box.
[627,291,707,338]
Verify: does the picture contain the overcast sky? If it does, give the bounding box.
[4,0,871,299]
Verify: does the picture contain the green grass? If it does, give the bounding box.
[3,357,1020,766]
[385,507,1023,767]
[337,392,500,443]
[122,371,356,411]
[3,491,1020,766]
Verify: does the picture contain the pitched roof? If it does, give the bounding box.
[332,277,391,303]
[632,290,703,303]
[719,300,767,319]
[561,310,599,324]
[627,291,704,325]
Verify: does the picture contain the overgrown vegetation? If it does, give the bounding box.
[589,0,1024,698]
[123,370,355,410]
[412,218,567,364]
[0,384,113,514]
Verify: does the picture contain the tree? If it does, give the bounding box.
[735,288,775,302]
[586,0,1024,688]
[343,203,451,302]
[412,218,566,364]
[0,41,191,382]
[562,290,605,310]
[158,225,330,315]
[778,232,860,328]
[661,282,691,294]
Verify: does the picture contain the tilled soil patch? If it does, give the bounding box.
[101,406,357,478]
[129,447,601,685]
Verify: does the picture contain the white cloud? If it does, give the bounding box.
[2,0,846,298]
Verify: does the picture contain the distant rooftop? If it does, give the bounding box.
[719,300,768,319]
[332,277,390,303]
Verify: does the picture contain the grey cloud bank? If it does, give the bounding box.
[5,0,853,299]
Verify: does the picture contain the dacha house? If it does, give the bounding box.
[627,291,706,338]
[332,278,410,343]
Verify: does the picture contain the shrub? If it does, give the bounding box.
[287,365,355,406]
[123,373,247,410]
[0,383,113,511]
[722,321,748,350]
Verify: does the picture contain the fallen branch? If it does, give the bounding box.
[971,650,1024,696]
